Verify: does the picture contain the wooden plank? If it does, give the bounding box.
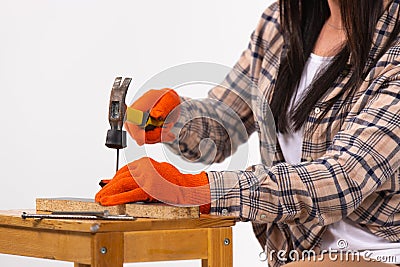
[36,198,125,215]
[202,227,233,267]
[0,210,235,233]
[125,202,199,219]
[0,209,111,233]
[0,225,91,264]
[36,198,199,219]
[94,215,236,233]
[92,232,124,267]
[124,229,208,262]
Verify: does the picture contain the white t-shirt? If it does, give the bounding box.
[278,53,400,264]
[277,53,332,164]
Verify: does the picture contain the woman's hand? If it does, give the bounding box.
[125,89,180,145]
[95,157,211,214]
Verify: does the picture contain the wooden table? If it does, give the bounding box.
[0,210,236,267]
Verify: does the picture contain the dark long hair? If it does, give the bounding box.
[270,0,400,134]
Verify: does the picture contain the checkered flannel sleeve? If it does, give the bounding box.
[166,3,280,164]
[208,67,400,225]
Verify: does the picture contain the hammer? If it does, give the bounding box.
[105,77,165,173]
[105,77,131,172]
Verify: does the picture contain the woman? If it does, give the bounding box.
[96,0,400,266]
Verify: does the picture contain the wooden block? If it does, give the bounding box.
[125,203,199,219]
[36,198,199,219]
[36,198,125,215]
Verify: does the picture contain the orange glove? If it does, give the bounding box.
[125,89,180,145]
[95,157,211,214]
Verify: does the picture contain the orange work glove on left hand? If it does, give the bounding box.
[125,89,180,146]
[95,157,211,214]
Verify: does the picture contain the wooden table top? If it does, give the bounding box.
[0,210,236,233]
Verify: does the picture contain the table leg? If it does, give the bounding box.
[202,227,233,267]
[92,232,124,267]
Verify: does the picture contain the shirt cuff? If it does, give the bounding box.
[207,170,263,221]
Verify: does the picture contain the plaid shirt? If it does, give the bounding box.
[168,1,400,266]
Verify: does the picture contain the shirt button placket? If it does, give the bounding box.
[221,209,228,216]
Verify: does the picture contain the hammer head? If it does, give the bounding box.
[105,77,132,149]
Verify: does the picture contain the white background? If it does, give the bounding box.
[0,0,274,266]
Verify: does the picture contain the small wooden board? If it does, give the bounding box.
[36,198,199,219]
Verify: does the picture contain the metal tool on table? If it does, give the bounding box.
[105,77,131,172]
[105,77,165,172]
[21,211,136,221]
